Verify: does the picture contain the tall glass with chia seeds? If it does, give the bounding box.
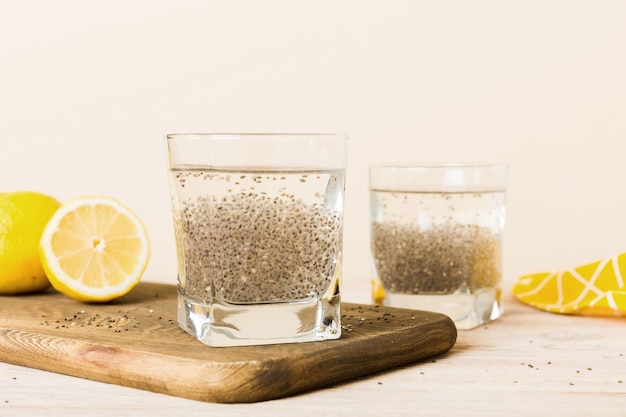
[370,164,508,329]
[166,134,348,346]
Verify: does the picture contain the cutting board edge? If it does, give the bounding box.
[0,326,283,403]
[0,312,457,403]
[210,309,458,403]
[262,315,457,404]
[0,282,459,404]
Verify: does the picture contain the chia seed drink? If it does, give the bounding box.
[369,165,507,329]
[166,134,348,346]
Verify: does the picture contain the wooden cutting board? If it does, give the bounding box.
[0,282,457,403]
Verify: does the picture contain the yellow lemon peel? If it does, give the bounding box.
[0,191,61,294]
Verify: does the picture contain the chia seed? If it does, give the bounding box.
[173,169,344,304]
[371,220,502,294]
[370,189,504,295]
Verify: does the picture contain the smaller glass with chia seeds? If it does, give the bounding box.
[370,164,508,329]
[166,133,348,346]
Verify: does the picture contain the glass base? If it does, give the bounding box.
[178,292,341,347]
[381,287,502,330]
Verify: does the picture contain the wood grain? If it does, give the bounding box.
[0,282,456,403]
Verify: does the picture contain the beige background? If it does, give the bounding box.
[1,1,625,298]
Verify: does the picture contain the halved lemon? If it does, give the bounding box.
[39,196,150,302]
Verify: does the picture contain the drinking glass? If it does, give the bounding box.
[370,164,508,329]
[166,134,348,346]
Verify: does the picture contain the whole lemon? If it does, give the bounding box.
[0,191,61,294]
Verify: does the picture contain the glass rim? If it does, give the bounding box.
[166,133,349,140]
[166,133,349,170]
[370,163,508,171]
[369,163,508,192]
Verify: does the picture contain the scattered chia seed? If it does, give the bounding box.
[37,305,171,333]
